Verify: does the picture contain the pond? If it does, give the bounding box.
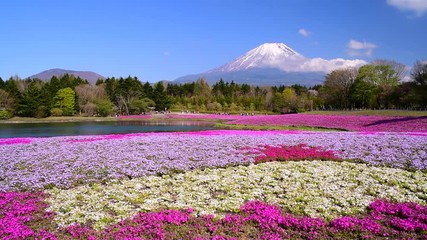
[0,120,216,138]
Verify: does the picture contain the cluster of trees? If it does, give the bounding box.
[0,74,91,119]
[0,60,426,119]
[319,60,427,110]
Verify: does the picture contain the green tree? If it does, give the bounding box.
[129,98,155,114]
[15,81,44,117]
[95,99,114,117]
[194,78,211,104]
[53,87,76,116]
[142,82,154,99]
[350,79,376,108]
[281,88,298,113]
[352,64,399,108]
[152,82,171,111]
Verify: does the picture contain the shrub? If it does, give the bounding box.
[35,106,49,118]
[50,108,63,117]
[0,109,12,119]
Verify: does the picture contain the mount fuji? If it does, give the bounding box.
[175,43,366,86]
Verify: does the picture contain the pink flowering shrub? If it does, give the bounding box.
[244,144,340,164]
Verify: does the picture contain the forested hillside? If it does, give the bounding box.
[0,60,426,119]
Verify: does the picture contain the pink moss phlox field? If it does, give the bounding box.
[0,138,32,145]
[64,208,194,239]
[174,129,303,136]
[63,130,303,143]
[228,115,427,132]
[2,130,426,191]
[0,192,56,239]
[3,197,425,239]
[167,113,427,132]
[244,144,340,164]
[64,133,147,143]
[57,200,427,239]
[332,199,427,236]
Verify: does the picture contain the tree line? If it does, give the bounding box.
[0,60,426,119]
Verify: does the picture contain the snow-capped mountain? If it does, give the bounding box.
[210,43,302,72]
[175,42,366,86]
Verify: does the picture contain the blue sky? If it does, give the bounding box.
[0,0,426,82]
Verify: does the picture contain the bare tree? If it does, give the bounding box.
[372,59,407,81]
[323,67,358,109]
[0,89,14,109]
[411,60,427,86]
[75,84,110,115]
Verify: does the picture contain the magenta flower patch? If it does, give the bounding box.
[167,113,427,132]
[0,192,56,239]
[244,144,340,164]
[0,138,32,145]
[2,195,425,239]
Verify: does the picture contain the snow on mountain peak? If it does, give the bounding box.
[211,42,302,72]
[252,43,300,57]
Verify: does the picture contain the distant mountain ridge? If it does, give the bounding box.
[175,42,366,86]
[28,68,105,85]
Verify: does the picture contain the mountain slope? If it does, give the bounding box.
[175,43,365,86]
[28,68,105,85]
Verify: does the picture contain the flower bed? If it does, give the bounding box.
[1,189,426,239]
[167,113,427,132]
[55,199,427,239]
[246,144,340,164]
[45,160,426,229]
[1,128,426,238]
[1,131,426,192]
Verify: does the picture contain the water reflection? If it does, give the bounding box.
[0,120,215,138]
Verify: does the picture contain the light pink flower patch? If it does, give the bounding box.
[64,130,306,142]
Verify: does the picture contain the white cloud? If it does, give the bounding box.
[387,0,427,16]
[346,40,377,57]
[267,55,367,73]
[298,28,310,37]
[300,58,367,73]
